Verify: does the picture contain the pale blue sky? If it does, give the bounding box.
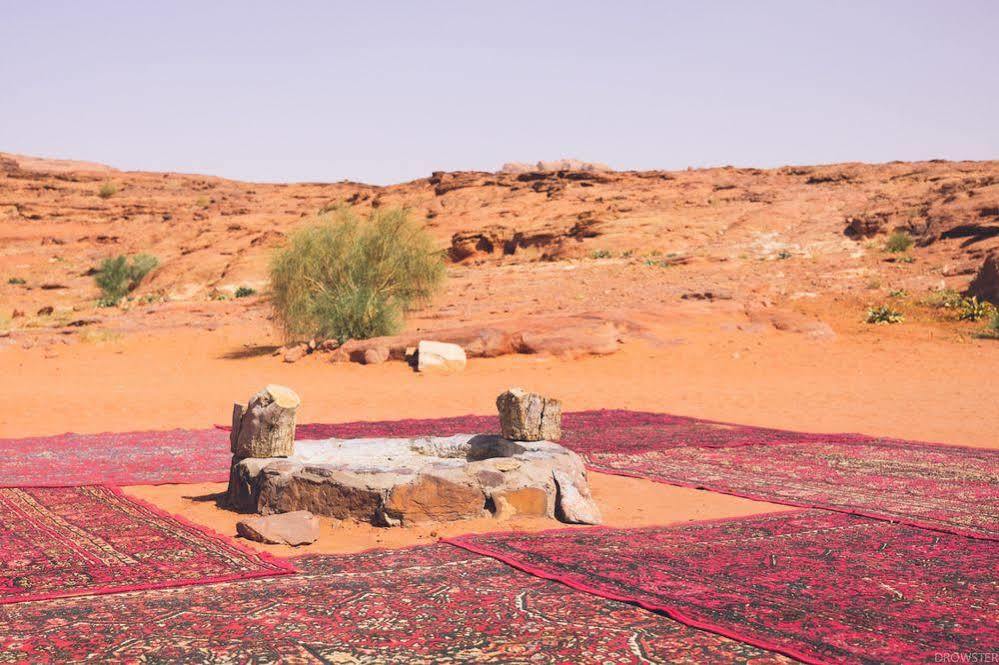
[1,1,996,184]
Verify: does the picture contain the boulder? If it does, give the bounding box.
[283,343,309,363]
[382,473,486,524]
[553,470,602,525]
[416,340,466,372]
[491,486,551,519]
[497,387,562,441]
[362,345,390,365]
[230,385,300,459]
[967,252,999,306]
[226,433,597,526]
[236,511,319,546]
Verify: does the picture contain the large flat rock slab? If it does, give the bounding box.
[229,434,600,527]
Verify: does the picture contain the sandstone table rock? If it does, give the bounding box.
[230,385,301,459]
[497,387,562,441]
[236,510,319,546]
[416,340,466,373]
[228,433,601,526]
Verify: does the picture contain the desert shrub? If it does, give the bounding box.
[195,196,210,208]
[95,254,159,306]
[7,277,26,285]
[98,182,118,199]
[866,305,903,324]
[888,289,908,298]
[590,249,613,259]
[776,250,793,260]
[957,296,996,322]
[270,206,445,342]
[234,286,256,298]
[923,288,964,310]
[884,230,914,253]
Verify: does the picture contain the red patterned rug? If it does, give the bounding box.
[0,486,293,604]
[566,416,998,540]
[298,410,998,540]
[447,510,998,665]
[4,412,994,539]
[0,543,791,664]
[0,427,230,487]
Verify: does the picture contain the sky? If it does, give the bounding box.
[1,1,996,185]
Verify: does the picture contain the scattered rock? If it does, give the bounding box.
[283,343,309,363]
[236,511,319,546]
[36,306,54,316]
[416,340,466,372]
[230,385,301,459]
[497,387,562,441]
[967,252,999,305]
[362,345,390,365]
[11,309,24,319]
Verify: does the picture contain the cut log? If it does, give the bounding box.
[230,384,300,459]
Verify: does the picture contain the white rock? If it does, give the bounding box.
[417,340,466,373]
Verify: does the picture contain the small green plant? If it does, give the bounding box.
[98,182,118,199]
[590,249,613,259]
[981,311,999,338]
[888,289,909,298]
[884,230,914,253]
[94,254,159,306]
[896,255,916,264]
[270,206,445,343]
[957,296,996,322]
[234,286,257,298]
[924,288,964,310]
[776,250,793,260]
[866,305,904,324]
[7,277,26,285]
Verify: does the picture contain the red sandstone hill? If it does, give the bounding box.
[2,152,997,342]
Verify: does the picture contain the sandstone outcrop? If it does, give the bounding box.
[967,252,999,305]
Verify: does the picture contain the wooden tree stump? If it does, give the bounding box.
[230,384,301,459]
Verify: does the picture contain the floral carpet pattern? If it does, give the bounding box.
[0,543,791,664]
[447,510,999,665]
[0,486,293,604]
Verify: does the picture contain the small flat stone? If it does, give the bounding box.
[236,510,319,546]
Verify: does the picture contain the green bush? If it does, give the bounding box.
[866,305,904,324]
[234,286,256,298]
[884,230,914,253]
[98,182,118,199]
[95,254,159,306]
[270,207,445,342]
[958,296,996,322]
[590,249,613,259]
[7,277,26,285]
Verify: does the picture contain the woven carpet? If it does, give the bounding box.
[0,427,230,487]
[564,413,998,540]
[4,411,994,538]
[447,509,998,665]
[0,543,792,664]
[0,486,293,604]
[298,410,999,540]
